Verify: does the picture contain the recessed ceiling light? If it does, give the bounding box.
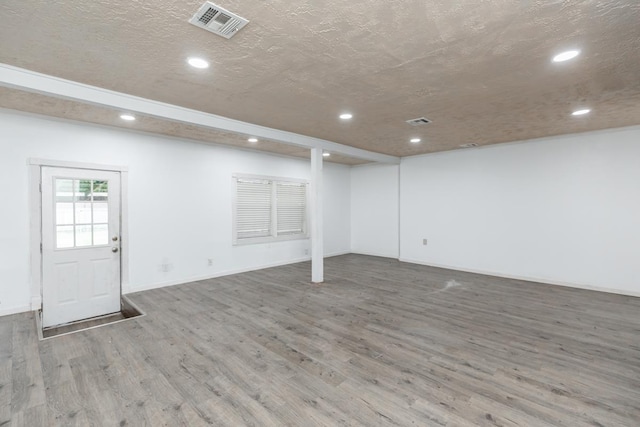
[410,138,421,143]
[339,113,353,120]
[572,108,591,116]
[120,114,136,121]
[552,50,580,63]
[248,137,258,143]
[187,57,209,69]
[323,152,330,157]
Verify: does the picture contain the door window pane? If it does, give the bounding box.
[75,225,93,247]
[93,203,108,223]
[75,203,92,224]
[93,224,108,245]
[56,225,74,248]
[54,178,113,249]
[92,181,108,201]
[55,179,75,202]
[56,203,74,225]
[77,180,92,202]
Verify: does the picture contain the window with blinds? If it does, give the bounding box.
[233,175,308,243]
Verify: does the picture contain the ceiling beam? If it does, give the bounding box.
[0,63,400,164]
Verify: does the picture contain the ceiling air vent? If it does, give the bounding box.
[406,117,431,126]
[460,143,479,148]
[189,2,249,39]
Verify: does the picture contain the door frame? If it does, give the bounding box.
[28,158,130,312]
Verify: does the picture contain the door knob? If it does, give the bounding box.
[112,247,119,253]
[112,236,118,241]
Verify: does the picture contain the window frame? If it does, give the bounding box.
[232,173,310,245]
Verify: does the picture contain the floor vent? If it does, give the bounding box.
[406,117,431,126]
[189,2,249,39]
[460,143,479,148]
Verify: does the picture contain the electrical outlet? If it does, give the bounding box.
[304,249,309,255]
[207,258,213,266]
[422,238,428,246]
[159,258,173,273]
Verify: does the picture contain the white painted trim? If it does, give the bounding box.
[28,163,42,311]
[232,173,309,185]
[126,252,350,294]
[29,159,131,311]
[120,170,131,293]
[234,235,310,246]
[231,174,310,245]
[324,251,351,258]
[28,157,128,172]
[403,124,640,162]
[399,257,640,298]
[4,107,354,168]
[0,305,32,317]
[126,256,314,293]
[310,148,324,283]
[0,63,399,164]
[397,161,402,260]
[351,250,399,259]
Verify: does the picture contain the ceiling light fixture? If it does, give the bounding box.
[339,113,353,120]
[552,50,580,63]
[410,138,421,143]
[323,152,330,157]
[187,57,210,69]
[572,108,591,116]
[248,137,258,143]
[120,114,136,121]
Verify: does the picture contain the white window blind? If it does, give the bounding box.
[236,178,272,239]
[234,175,308,243]
[277,182,307,236]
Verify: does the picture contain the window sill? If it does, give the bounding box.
[233,234,309,246]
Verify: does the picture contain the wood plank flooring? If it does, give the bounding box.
[1,254,640,426]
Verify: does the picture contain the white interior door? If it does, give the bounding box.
[41,167,121,328]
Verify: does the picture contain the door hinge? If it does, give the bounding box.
[39,183,42,193]
[40,243,43,253]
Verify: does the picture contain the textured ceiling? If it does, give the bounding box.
[1,0,639,157]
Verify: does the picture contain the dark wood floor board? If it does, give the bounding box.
[492,367,638,426]
[9,403,47,427]
[0,367,11,426]
[2,254,640,425]
[10,314,45,417]
[358,293,640,384]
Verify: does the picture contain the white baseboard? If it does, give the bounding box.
[0,304,32,317]
[351,250,400,259]
[325,250,351,258]
[125,252,358,294]
[125,256,314,294]
[399,257,640,298]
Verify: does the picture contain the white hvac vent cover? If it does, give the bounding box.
[406,117,431,126]
[189,2,249,39]
[460,143,479,148]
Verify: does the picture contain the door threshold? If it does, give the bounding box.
[37,296,145,340]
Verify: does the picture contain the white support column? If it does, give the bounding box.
[310,147,324,283]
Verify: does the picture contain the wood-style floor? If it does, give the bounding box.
[2,254,640,426]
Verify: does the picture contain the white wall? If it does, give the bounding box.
[0,109,351,315]
[350,163,399,258]
[323,163,351,257]
[400,126,640,296]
